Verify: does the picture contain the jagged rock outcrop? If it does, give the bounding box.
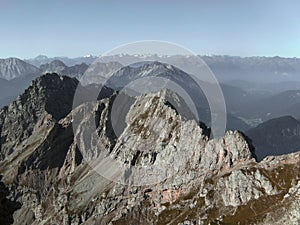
[0,74,299,224]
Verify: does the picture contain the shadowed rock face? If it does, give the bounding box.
[0,74,299,224]
[246,116,300,160]
[0,176,22,225]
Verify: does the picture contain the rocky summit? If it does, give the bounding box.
[0,73,299,225]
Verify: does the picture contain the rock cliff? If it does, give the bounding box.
[0,74,299,224]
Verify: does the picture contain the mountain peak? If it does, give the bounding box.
[83,54,94,58]
[12,73,79,120]
[0,72,299,224]
[0,58,40,80]
[34,55,49,60]
[106,61,187,87]
[49,59,66,66]
[43,59,66,68]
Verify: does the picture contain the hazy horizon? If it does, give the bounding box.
[2,53,300,61]
[0,0,299,59]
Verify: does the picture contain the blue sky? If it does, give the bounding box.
[0,0,299,58]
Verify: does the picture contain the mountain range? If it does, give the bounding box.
[0,52,300,223]
[39,60,89,77]
[1,54,300,158]
[0,58,117,108]
[2,55,300,121]
[23,54,300,82]
[25,55,98,67]
[95,54,300,83]
[0,73,299,224]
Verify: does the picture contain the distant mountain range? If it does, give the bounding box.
[39,60,89,77]
[25,54,97,67]
[0,58,112,108]
[96,54,300,83]
[23,54,300,83]
[202,55,300,82]
[1,54,300,130]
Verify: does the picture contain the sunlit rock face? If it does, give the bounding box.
[0,73,299,225]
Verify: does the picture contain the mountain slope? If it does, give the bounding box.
[0,74,299,224]
[0,58,43,108]
[106,61,254,132]
[262,90,300,119]
[81,61,123,85]
[39,60,89,77]
[106,61,211,124]
[246,116,300,160]
[40,60,67,74]
[0,58,40,80]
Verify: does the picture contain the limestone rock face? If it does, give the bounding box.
[0,73,299,224]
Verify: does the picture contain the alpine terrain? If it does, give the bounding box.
[0,73,299,224]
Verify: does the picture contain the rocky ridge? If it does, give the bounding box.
[0,74,299,224]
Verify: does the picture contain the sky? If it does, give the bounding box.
[0,0,299,58]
